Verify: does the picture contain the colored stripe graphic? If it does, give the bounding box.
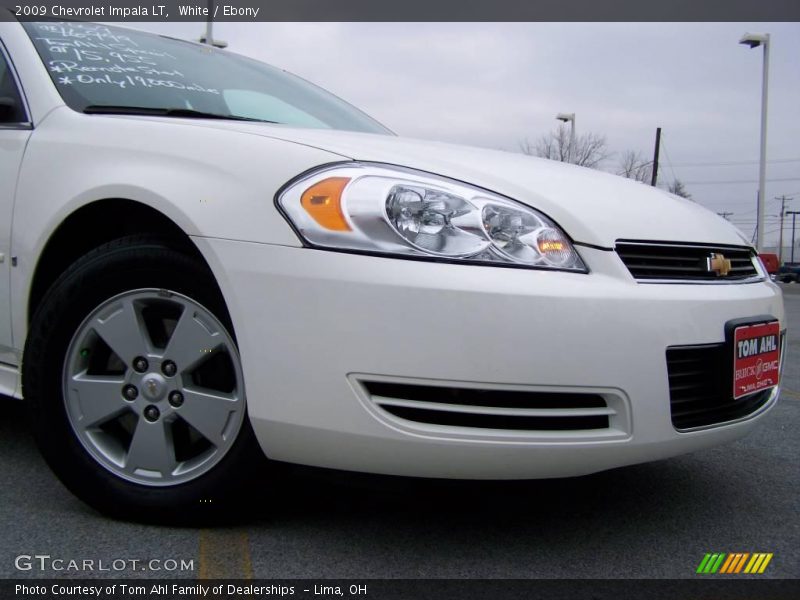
[697,552,772,574]
[734,553,750,573]
[696,554,712,574]
[758,554,773,573]
[705,554,719,573]
[709,553,726,573]
[745,554,760,573]
[749,554,766,573]
[719,554,736,574]
[697,553,727,573]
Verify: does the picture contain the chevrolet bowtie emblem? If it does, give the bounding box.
[707,253,732,276]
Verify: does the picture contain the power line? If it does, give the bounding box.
[735,226,786,236]
[729,216,783,221]
[731,206,761,216]
[714,197,798,216]
[659,133,680,185]
[730,219,782,223]
[671,157,800,167]
[682,177,800,185]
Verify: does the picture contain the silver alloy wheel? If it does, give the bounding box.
[62,289,245,486]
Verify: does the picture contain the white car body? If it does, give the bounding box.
[0,18,786,481]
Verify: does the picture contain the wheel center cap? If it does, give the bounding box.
[141,373,167,401]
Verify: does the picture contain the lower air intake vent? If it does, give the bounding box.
[362,381,613,431]
[666,343,775,429]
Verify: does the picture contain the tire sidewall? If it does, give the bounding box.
[24,239,263,522]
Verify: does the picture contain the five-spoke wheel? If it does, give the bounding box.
[63,289,245,486]
[24,236,266,522]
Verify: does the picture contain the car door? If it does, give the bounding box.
[0,41,32,365]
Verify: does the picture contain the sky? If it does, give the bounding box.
[116,21,800,251]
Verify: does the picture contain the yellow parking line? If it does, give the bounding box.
[781,388,800,400]
[198,530,253,580]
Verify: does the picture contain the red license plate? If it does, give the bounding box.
[732,321,780,399]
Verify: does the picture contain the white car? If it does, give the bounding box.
[0,18,786,521]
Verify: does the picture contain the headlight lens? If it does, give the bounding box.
[277,163,587,272]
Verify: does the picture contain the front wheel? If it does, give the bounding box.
[24,236,267,523]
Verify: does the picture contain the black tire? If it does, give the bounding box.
[23,235,268,524]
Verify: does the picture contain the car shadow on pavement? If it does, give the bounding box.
[0,393,754,530]
[3,394,797,578]
[271,453,719,529]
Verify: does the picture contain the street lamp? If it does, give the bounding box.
[556,112,575,164]
[199,0,228,48]
[739,32,770,252]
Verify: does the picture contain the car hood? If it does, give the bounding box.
[144,118,751,249]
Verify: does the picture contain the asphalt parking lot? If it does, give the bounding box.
[1,284,798,580]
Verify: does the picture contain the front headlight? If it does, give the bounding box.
[277,163,587,272]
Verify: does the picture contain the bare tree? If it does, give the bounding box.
[518,138,538,157]
[617,150,653,184]
[520,125,610,169]
[668,179,692,200]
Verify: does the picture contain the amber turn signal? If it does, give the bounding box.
[300,177,352,231]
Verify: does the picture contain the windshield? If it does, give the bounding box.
[22,21,391,134]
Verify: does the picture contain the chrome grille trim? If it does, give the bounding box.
[615,241,763,284]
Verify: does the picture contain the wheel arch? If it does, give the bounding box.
[27,198,214,326]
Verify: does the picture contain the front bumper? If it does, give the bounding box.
[194,238,785,479]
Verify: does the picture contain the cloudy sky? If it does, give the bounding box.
[119,21,800,250]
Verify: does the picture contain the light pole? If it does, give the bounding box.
[556,112,575,164]
[739,32,771,252]
[199,0,228,48]
[788,210,800,263]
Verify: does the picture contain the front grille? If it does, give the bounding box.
[616,242,759,281]
[666,343,773,429]
[363,381,613,431]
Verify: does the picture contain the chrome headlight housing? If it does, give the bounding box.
[277,163,587,272]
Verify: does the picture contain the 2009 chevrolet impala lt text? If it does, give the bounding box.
[0,16,786,521]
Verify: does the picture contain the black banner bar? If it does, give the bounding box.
[1,0,799,22]
[4,579,800,600]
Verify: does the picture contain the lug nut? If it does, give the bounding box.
[133,356,149,373]
[168,391,184,408]
[162,361,177,377]
[122,385,138,401]
[143,405,160,422]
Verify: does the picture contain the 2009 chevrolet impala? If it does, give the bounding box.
[0,16,786,521]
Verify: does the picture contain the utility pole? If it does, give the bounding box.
[717,212,734,220]
[788,210,800,263]
[776,195,791,264]
[650,127,661,187]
